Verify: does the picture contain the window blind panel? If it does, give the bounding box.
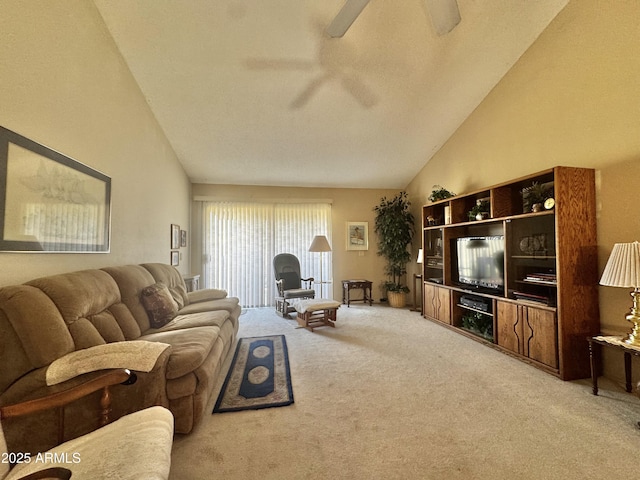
[202,201,331,307]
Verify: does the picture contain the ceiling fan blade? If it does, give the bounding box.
[290,74,330,109]
[326,0,371,38]
[340,75,377,108]
[424,0,461,35]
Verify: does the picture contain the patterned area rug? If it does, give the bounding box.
[213,335,294,413]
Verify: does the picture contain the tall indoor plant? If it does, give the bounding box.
[374,191,415,308]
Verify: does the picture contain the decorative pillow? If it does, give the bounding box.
[141,283,178,328]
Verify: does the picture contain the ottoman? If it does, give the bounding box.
[293,298,341,332]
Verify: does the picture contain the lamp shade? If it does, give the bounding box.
[309,235,331,252]
[417,249,423,264]
[600,241,640,288]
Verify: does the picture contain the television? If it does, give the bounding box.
[455,236,505,291]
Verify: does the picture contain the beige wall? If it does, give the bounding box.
[0,1,192,286]
[191,184,406,302]
[406,0,640,381]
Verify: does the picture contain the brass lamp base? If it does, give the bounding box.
[623,289,640,347]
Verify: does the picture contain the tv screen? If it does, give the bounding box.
[456,236,505,290]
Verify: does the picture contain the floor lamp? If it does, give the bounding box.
[309,235,332,298]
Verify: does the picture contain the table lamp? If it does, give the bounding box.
[309,235,331,298]
[599,241,640,346]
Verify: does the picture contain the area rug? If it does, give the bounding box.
[213,335,294,413]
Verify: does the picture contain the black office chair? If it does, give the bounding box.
[273,253,315,317]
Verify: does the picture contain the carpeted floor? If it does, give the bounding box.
[170,305,640,479]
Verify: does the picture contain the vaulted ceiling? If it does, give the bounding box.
[94,0,569,188]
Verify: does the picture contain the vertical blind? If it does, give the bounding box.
[202,201,332,307]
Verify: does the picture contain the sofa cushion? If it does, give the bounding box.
[169,285,188,309]
[0,286,74,377]
[101,265,157,332]
[139,326,219,380]
[141,284,179,328]
[147,310,230,333]
[27,270,128,348]
[141,263,190,305]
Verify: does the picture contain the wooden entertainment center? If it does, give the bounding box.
[421,166,599,380]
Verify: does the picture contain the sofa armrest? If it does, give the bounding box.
[46,341,171,386]
[187,288,228,303]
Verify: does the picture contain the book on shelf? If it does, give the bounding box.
[523,273,557,285]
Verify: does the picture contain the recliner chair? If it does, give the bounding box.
[273,253,315,317]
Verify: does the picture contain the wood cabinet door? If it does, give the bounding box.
[523,307,558,368]
[496,301,522,354]
[423,284,450,324]
[423,284,437,320]
[437,287,451,324]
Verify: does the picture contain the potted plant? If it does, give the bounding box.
[374,191,415,308]
[468,199,490,221]
[428,185,455,202]
[521,182,552,212]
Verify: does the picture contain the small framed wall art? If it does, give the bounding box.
[171,224,180,249]
[180,229,187,248]
[346,221,368,251]
[171,250,179,266]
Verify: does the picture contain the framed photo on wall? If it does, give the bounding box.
[346,221,368,250]
[180,229,187,247]
[0,126,111,252]
[171,224,180,249]
[171,250,179,266]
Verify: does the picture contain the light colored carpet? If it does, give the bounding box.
[170,305,640,479]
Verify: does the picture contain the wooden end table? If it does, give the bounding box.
[588,335,640,395]
[342,280,373,307]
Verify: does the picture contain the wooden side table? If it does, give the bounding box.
[182,274,200,292]
[342,280,373,307]
[588,335,640,395]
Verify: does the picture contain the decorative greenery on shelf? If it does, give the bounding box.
[428,185,455,202]
[468,199,490,221]
[461,312,493,341]
[521,181,552,212]
[374,191,415,294]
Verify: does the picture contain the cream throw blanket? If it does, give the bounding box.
[293,298,341,313]
[46,341,171,386]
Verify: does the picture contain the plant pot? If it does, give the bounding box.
[388,291,407,308]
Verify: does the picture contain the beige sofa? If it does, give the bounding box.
[0,263,240,453]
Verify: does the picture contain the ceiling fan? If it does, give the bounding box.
[327,0,461,38]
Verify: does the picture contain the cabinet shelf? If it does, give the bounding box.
[422,166,599,381]
[516,280,558,287]
[457,304,494,317]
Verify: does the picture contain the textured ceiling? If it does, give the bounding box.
[94,0,568,188]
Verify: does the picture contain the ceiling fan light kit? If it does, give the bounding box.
[326,0,460,38]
